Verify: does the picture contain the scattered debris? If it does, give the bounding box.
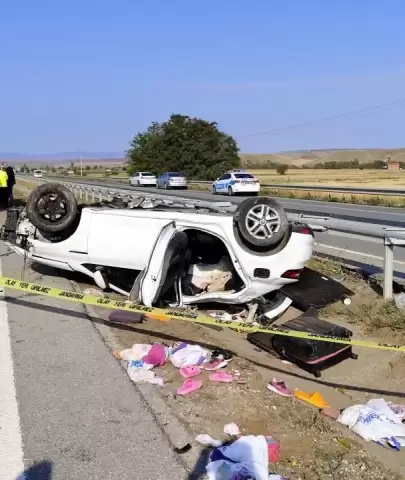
[170,343,210,368]
[338,398,405,449]
[209,371,234,383]
[177,378,202,395]
[83,287,105,297]
[394,292,405,311]
[224,423,241,437]
[267,378,293,397]
[205,434,274,480]
[173,443,192,454]
[294,390,330,409]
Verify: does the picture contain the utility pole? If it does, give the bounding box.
[79,156,83,176]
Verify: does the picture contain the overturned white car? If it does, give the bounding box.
[1,183,316,323]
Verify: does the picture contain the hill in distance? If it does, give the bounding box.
[1,148,404,168]
[240,148,405,167]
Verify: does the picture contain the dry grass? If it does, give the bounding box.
[308,258,405,337]
[250,168,405,187]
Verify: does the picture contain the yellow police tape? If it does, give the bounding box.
[0,275,404,353]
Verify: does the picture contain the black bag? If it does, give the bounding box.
[247,307,358,377]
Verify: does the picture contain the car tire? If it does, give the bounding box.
[212,185,217,195]
[234,197,289,248]
[227,186,233,196]
[26,183,78,234]
[164,183,169,190]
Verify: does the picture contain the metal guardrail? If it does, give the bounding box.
[29,178,405,300]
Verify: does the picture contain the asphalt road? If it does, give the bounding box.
[0,241,188,480]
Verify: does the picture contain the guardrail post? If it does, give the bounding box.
[383,235,394,300]
[79,187,83,200]
[85,189,89,202]
[99,191,102,202]
[92,190,95,202]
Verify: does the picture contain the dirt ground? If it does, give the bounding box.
[81,259,405,480]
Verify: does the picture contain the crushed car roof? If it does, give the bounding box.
[90,194,235,214]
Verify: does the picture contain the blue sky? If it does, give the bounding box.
[1,0,405,154]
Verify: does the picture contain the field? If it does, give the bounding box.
[241,148,405,167]
[55,167,405,188]
[251,168,405,188]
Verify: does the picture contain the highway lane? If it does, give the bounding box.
[34,176,405,227]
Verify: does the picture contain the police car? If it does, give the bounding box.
[212,170,260,196]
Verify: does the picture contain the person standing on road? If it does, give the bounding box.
[0,164,8,209]
[3,162,15,206]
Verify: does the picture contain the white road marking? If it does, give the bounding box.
[319,229,382,244]
[315,242,405,266]
[0,257,25,480]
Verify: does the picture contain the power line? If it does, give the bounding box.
[244,97,405,138]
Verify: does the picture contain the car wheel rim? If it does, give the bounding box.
[36,193,68,223]
[245,204,281,240]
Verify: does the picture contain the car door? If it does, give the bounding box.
[131,173,139,185]
[139,222,187,307]
[158,173,165,188]
[217,174,231,193]
[87,211,171,271]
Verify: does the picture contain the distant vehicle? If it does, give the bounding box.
[33,170,43,178]
[156,172,188,190]
[129,172,157,187]
[212,170,260,196]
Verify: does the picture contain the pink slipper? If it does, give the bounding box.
[179,366,201,378]
[209,371,233,383]
[267,378,293,397]
[177,378,202,395]
[203,360,230,371]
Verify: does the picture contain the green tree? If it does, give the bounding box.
[85,165,91,170]
[126,114,240,180]
[276,164,288,175]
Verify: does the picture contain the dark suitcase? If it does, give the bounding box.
[247,307,358,377]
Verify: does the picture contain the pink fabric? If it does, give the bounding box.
[142,344,166,367]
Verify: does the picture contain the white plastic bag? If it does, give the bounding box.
[170,344,209,368]
[338,404,405,442]
[206,435,269,480]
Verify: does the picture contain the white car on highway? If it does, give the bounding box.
[129,171,157,187]
[212,170,260,196]
[1,183,315,324]
[33,169,43,178]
